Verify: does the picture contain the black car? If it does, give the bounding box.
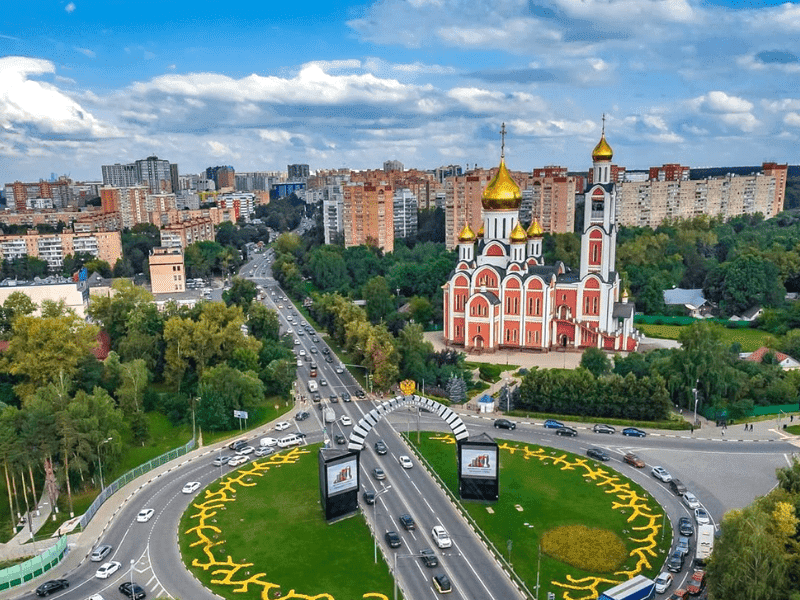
[295,411,310,421]
[433,574,453,594]
[592,424,616,434]
[335,434,346,444]
[374,440,388,455]
[622,427,647,437]
[329,394,338,402]
[666,549,685,573]
[555,426,578,437]
[325,356,333,363]
[341,392,351,402]
[399,513,416,530]
[494,418,516,430]
[678,516,694,536]
[363,490,376,505]
[385,530,402,548]
[356,390,366,398]
[119,582,147,600]
[586,447,610,461]
[419,547,439,567]
[322,347,330,354]
[36,580,69,596]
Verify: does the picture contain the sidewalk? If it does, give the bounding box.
[0,492,57,561]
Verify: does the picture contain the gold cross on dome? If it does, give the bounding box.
[500,122,506,159]
[602,113,606,135]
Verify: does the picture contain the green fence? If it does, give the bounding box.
[703,403,798,420]
[0,535,67,591]
[634,315,752,328]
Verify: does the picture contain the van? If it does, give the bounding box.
[669,479,687,496]
[308,380,318,393]
[277,434,303,448]
[324,408,336,423]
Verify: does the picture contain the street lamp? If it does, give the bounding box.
[97,437,112,490]
[393,551,428,600]
[129,559,135,588]
[192,397,200,443]
[692,382,699,427]
[373,486,392,564]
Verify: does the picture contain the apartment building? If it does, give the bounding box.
[100,186,149,229]
[149,247,185,294]
[0,231,122,270]
[102,156,175,193]
[444,169,494,250]
[322,184,344,245]
[4,179,74,211]
[393,188,418,240]
[518,167,577,235]
[206,166,235,191]
[159,218,215,249]
[342,182,394,252]
[288,164,310,180]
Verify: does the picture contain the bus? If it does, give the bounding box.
[695,524,715,566]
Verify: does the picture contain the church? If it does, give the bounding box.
[442,127,638,353]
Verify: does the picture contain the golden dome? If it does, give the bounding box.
[481,159,521,210]
[457,222,476,243]
[592,133,613,162]
[526,219,544,238]
[509,222,527,244]
[477,224,484,237]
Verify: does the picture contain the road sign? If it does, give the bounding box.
[233,410,249,419]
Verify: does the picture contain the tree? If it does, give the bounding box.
[363,276,394,324]
[408,296,433,326]
[222,277,257,308]
[580,348,612,377]
[246,303,280,342]
[197,365,264,431]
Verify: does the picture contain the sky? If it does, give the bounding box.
[1,0,800,182]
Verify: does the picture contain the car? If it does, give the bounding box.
[329,394,338,403]
[310,347,318,354]
[676,535,690,557]
[555,426,577,437]
[667,548,685,573]
[299,349,306,356]
[420,547,439,567]
[494,418,516,430]
[686,570,706,595]
[374,440,388,455]
[182,481,201,494]
[254,447,273,457]
[229,455,249,466]
[655,571,673,594]
[278,304,283,309]
[431,525,452,548]
[312,336,320,343]
[286,327,293,334]
[322,347,330,354]
[399,455,413,469]
[95,560,122,579]
[623,453,645,468]
[35,579,69,596]
[319,378,327,386]
[651,466,672,482]
[622,427,647,437]
[334,434,346,445]
[236,445,255,455]
[341,416,352,426]
[335,366,344,374]
[385,530,402,548]
[544,419,564,429]
[136,508,155,522]
[667,590,689,600]
[356,390,366,398]
[592,423,616,434]
[260,437,278,447]
[275,421,290,431]
[297,329,304,335]
[301,321,308,327]
[432,574,452,594]
[90,544,113,562]
[586,448,610,461]
[399,513,416,530]
[682,491,701,510]
[296,411,310,421]
[363,491,376,505]
[679,516,694,536]
[694,507,711,525]
[373,467,386,480]
[325,356,333,363]
[87,595,106,600]
[119,581,147,599]
[341,391,351,402]
[293,338,300,345]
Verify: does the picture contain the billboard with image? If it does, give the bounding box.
[460,447,497,479]
[326,458,358,496]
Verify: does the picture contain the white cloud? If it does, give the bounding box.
[691,91,753,114]
[64,2,75,13]
[719,112,760,132]
[206,140,238,159]
[75,47,95,58]
[447,87,546,115]
[784,112,800,127]
[509,118,597,137]
[762,99,800,113]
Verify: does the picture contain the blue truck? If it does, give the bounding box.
[598,576,656,600]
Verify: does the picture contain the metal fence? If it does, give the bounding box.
[79,437,195,529]
[0,535,67,591]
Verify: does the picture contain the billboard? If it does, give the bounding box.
[461,447,497,479]
[326,458,358,496]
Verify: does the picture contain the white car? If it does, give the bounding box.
[341,416,352,426]
[236,445,255,455]
[694,507,711,525]
[260,437,278,447]
[682,491,701,510]
[228,455,249,466]
[88,595,106,600]
[651,466,672,483]
[136,508,154,522]
[399,456,413,469]
[275,421,290,431]
[654,571,673,594]
[182,481,201,494]
[431,525,452,549]
[294,339,300,345]
[299,350,306,356]
[335,366,344,374]
[286,327,293,334]
[95,560,122,579]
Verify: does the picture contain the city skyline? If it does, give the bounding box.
[1,0,799,182]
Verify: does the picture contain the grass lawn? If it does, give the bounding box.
[179,444,398,600]
[409,432,671,600]
[637,323,772,351]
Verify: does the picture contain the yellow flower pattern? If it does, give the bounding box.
[183,448,389,600]
[429,434,664,600]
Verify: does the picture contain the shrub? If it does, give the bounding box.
[541,525,627,573]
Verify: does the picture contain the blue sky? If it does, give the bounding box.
[1,0,799,181]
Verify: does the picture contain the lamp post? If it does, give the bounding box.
[129,559,135,588]
[373,486,392,564]
[393,552,426,600]
[97,437,112,490]
[192,397,200,442]
[692,384,699,427]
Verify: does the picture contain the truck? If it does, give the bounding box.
[695,524,715,566]
[324,407,336,423]
[598,575,655,600]
[307,380,318,393]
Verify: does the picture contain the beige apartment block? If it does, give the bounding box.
[159,218,215,249]
[149,247,185,293]
[342,182,394,252]
[100,186,149,229]
[0,231,122,270]
[444,169,493,250]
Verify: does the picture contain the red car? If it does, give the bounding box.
[624,453,645,468]
[687,570,706,595]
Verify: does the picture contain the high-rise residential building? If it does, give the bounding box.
[102,156,174,193]
[393,188,418,240]
[287,164,310,180]
[342,182,394,252]
[0,230,122,270]
[205,166,235,191]
[100,186,149,229]
[383,160,404,173]
[444,169,494,250]
[518,167,577,234]
[649,164,690,182]
[434,165,464,184]
[4,179,74,211]
[149,247,185,294]
[159,218,215,249]
[322,184,344,245]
